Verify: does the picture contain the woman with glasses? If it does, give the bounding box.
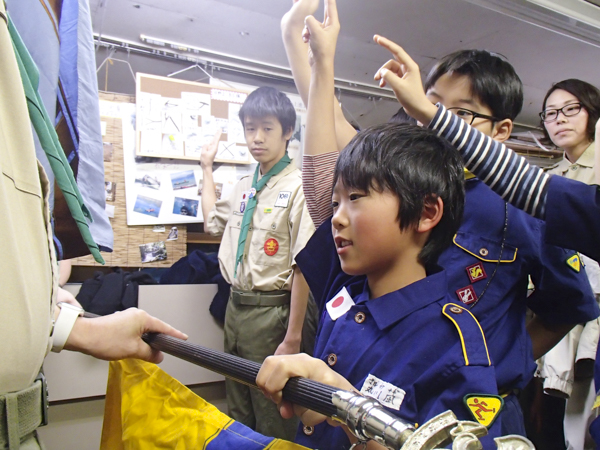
[538,79,600,450]
[541,79,600,183]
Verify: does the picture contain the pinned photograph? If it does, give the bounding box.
[171,170,197,191]
[135,173,161,190]
[173,197,199,216]
[105,181,116,202]
[103,142,113,162]
[139,241,167,263]
[167,226,178,241]
[153,225,166,233]
[133,195,162,218]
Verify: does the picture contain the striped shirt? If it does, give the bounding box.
[302,151,338,227]
[428,104,552,220]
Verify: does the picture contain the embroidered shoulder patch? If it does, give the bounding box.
[463,394,503,427]
[566,254,581,273]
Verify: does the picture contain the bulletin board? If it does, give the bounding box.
[72,92,188,267]
[136,73,251,164]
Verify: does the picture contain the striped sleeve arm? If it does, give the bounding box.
[302,152,338,227]
[428,104,551,219]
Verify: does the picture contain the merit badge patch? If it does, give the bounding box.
[360,374,406,411]
[240,201,246,213]
[566,254,581,273]
[264,238,279,256]
[456,285,477,305]
[466,262,487,283]
[274,191,292,208]
[463,394,503,428]
[263,208,273,214]
[249,187,257,199]
[326,286,355,321]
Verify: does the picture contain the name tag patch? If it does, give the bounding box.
[326,287,355,321]
[274,191,291,208]
[360,374,406,411]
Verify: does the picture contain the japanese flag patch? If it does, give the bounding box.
[360,374,406,411]
[326,287,355,321]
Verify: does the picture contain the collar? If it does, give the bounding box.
[555,142,595,171]
[359,267,448,330]
[264,161,296,189]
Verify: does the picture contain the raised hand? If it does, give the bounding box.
[303,0,340,68]
[199,128,223,169]
[281,0,320,34]
[373,35,437,125]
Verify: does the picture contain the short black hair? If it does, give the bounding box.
[238,86,296,135]
[388,107,418,125]
[424,50,523,121]
[333,123,465,268]
[541,79,600,143]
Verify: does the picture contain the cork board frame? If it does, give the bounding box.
[72,92,188,267]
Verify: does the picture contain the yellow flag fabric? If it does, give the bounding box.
[100,359,311,450]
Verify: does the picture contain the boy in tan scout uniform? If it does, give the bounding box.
[201,86,315,440]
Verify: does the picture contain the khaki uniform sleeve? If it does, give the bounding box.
[204,193,232,237]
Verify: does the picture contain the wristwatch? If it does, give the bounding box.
[51,302,85,353]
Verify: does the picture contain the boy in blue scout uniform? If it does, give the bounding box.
[201,86,315,440]
[370,34,600,446]
[257,122,503,449]
[280,0,598,438]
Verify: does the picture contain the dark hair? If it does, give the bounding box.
[333,123,465,267]
[541,79,600,143]
[388,107,418,125]
[238,86,296,135]
[424,50,523,121]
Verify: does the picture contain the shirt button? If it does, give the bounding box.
[237,221,240,226]
[354,312,366,324]
[479,248,489,257]
[271,223,276,230]
[450,306,463,314]
[249,226,253,231]
[303,425,314,436]
[571,165,578,171]
[327,353,337,366]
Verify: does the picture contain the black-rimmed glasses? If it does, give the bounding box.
[447,107,502,125]
[540,103,582,123]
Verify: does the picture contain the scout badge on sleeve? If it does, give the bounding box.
[456,285,477,305]
[326,286,355,321]
[566,253,581,272]
[463,394,503,428]
[466,262,487,283]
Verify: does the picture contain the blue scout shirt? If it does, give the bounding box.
[296,224,501,450]
[439,177,597,395]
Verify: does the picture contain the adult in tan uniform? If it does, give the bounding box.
[539,79,600,450]
[0,4,187,448]
[201,87,315,440]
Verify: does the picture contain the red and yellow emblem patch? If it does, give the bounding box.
[264,238,279,256]
[463,394,503,427]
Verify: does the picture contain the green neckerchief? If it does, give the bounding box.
[234,153,291,277]
[8,15,104,264]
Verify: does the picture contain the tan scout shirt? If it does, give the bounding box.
[205,163,315,291]
[545,143,596,185]
[1,0,57,393]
